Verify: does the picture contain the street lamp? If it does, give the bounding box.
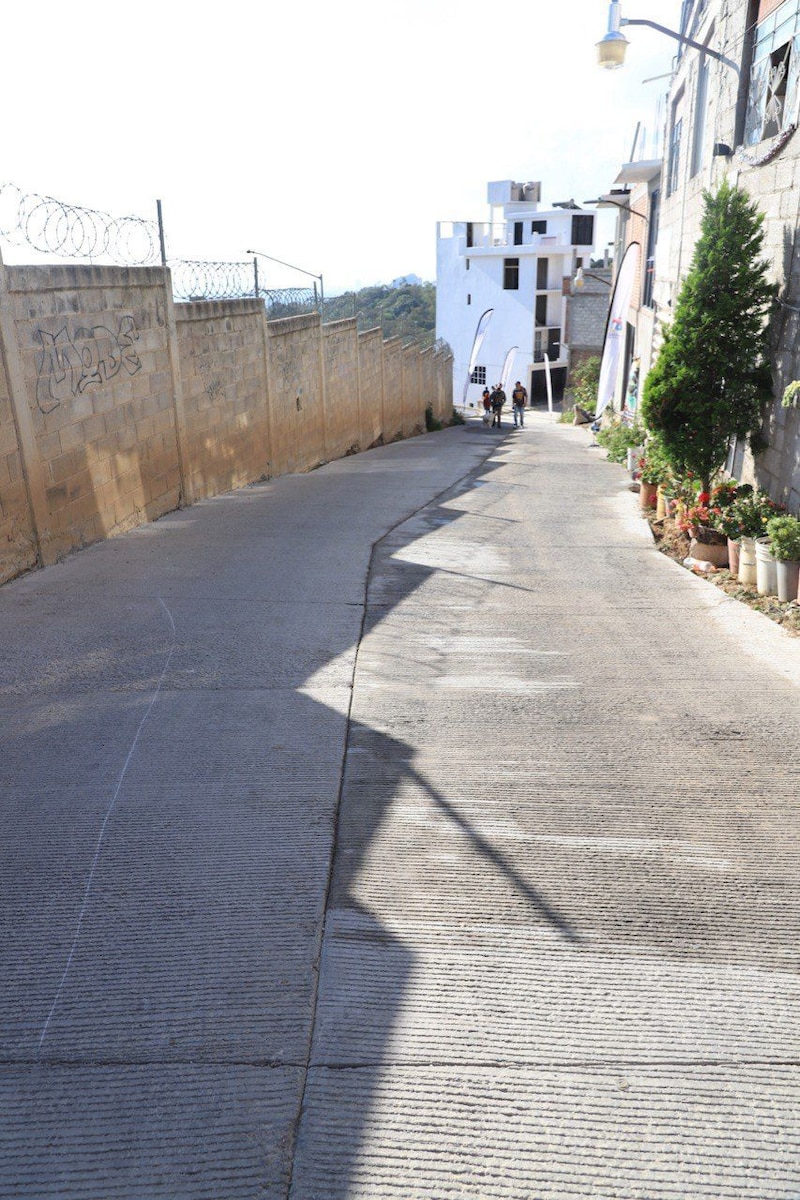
[596,0,738,72]
[245,248,324,303]
[573,267,612,289]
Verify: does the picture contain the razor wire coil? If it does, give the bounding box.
[0,183,160,266]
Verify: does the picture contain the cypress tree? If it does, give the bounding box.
[641,181,773,493]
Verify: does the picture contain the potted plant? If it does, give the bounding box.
[677,494,728,565]
[637,434,671,511]
[765,514,800,601]
[708,480,748,574]
[719,490,783,585]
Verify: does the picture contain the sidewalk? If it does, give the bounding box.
[1,412,798,1198]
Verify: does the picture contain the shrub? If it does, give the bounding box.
[596,420,643,464]
[766,514,800,560]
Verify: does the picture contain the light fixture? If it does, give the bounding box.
[597,0,739,73]
[573,267,613,290]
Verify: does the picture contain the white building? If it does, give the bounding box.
[436,180,597,408]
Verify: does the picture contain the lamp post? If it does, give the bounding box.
[573,267,613,289]
[596,0,738,73]
[245,248,324,304]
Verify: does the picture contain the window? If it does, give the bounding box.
[533,328,560,361]
[466,222,474,248]
[514,221,523,246]
[503,258,520,289]
[466,258,470,270]
[745,3,800,146]
[571,214,595,246]
[536,258,549,290]
[531,220,547,235]
[470,365,486,385]
[535,295,548,326]
[467,294,471,305]
[667,88,684,196]
[691,50,710,175]
[642,189,660,309]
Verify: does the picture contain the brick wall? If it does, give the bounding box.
[0,264,454,583]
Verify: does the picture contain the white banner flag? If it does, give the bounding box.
[500,346,518,391]
[462,309,493,405]
[596,242,640,418]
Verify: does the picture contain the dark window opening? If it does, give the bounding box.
[531,220,547,235]
[571,214,595,246]
[467,294,471,305]
[514,221,523,245]
[466,222,474,248]
[503,258,520,290]
[535,295,548,326]
[642,189,659,308]
[536,258,549,290]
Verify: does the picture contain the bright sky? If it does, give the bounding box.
[1,0,681,295]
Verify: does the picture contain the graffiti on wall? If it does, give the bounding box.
[35,315,142,414]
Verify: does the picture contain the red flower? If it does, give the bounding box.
[698,491,711,504]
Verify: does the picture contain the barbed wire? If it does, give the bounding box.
[262,287,317,316]
[0,183,160,265]
[169,259,255,301]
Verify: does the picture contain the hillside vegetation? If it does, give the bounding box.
[322,282,436,345]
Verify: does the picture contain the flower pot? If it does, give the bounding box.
[776,558,800,602]
[656,486,668,520]
[727,538,740,576]
[689,537,728,566]
[639,481,658,510]
[755,536,777,596]
[738,536,757,586]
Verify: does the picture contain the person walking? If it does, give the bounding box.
[489,384,506,428]
[511,380,528,427]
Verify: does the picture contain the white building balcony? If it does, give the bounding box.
[461,224,571,255]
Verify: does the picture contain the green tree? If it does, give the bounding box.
[322,282,436,345]
[640,181,774,493]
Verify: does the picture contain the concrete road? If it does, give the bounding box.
[1,412,799,1198]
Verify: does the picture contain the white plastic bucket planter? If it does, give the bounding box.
[755,536,777,596]
[738,536,757,586]
[776,558,800,602]
[626,446,644,474]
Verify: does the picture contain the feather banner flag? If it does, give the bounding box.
[462,308,493,405]
[596,242,640,418]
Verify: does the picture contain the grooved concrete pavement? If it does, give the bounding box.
[1,413,798,1198]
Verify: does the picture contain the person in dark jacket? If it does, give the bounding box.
[489,384,506,428]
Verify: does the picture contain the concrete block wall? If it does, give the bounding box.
[265,314,326,476]
[0,262,454,583]
[6,265,180,565]
[402,345,423,437]
[383,340,404,441]
[322,319,361,460]
[0,342,37,584]
[357,328,384,449]
[176,299,270,500]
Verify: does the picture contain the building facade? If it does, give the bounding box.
[612,0,800,509]
[436,181,597,408]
